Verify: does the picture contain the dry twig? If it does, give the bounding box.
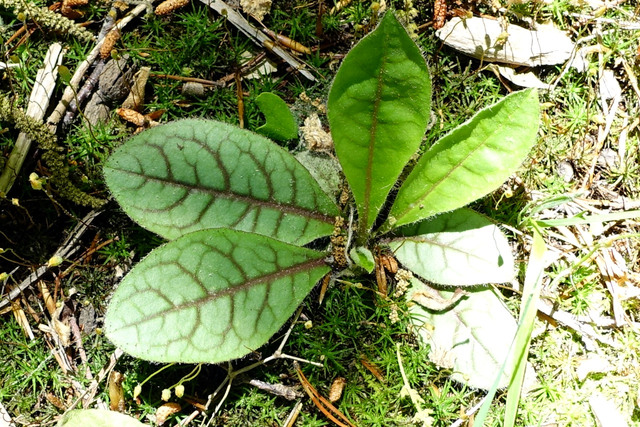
[195,0,315,81]
[0,210,100,312]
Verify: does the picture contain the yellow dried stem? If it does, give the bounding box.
[38,281,57,316]
[264,29,311,54]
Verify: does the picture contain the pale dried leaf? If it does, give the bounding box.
[584,0,606,9]
[155,402,181,425]
[496,65,551,89]
[589,394,629,427]
[599,69,622,101]
[411,287,468,311]
[52,306,71,347]
[400,384,425,404]
[576,355,612,381]
[437,17,574,67]
[428,345,456,369]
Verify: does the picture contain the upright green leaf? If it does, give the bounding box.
[105,228,329,363]
[388,209,514,286]
[386,89,539,229]
[328,12,431,232]
[473,231,546,427]
[104,119,339,245]
[504,229,546,426]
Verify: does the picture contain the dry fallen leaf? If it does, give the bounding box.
[108,371,125,411]
[411,287,468,311]
[437,17,574,67]
[494,65,551,89]
[155,402,181,425]
[589,394,629,427]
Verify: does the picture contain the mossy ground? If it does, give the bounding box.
[1,0,640,425]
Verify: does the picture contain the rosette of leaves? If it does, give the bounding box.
[104,12,539,388]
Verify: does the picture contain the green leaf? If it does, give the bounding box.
[57,65,72,84]
[105,228,329,363]
[57,409,147,427]
[328,12,431,232]
[387,89,539,228]
[255,92,299,141]
[408,282,517,390]
[504,229,546,425]
[473,231,545,426]
[104,119,339,245]
[388,209,514,286]
[349,246,375,273]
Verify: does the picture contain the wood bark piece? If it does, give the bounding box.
[196,0,315,81]
[436,17,575,67]
[47,3,149,128]
[0,43,63,195]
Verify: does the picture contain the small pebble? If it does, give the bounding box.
[182,82,205,98]
[556,160,574,182]
[597,148,618,170]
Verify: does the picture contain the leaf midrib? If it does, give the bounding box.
[108,167,336,224]
[111,256,327,331]
[393,236,492,263]
[362,31,390,228]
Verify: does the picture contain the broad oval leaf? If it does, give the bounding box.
[408,281,517,390]
[387,88,539,228]
[388,209,514,286]
[255,92,298,141]
[328,12,431,231]
[104,119,339,245]
[57,409,147,427]
[105,228,329,363]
